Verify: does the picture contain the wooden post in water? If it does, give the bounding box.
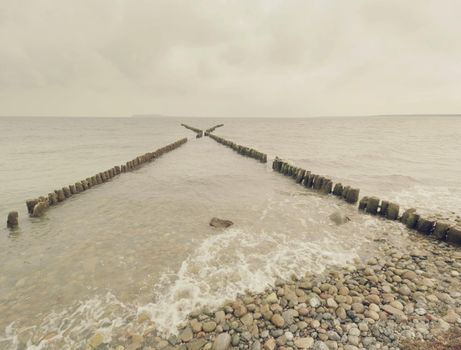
[7,211,18,228]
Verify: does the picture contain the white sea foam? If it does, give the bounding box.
[140,225,358,334]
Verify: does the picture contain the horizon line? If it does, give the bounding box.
[1,113,461,119]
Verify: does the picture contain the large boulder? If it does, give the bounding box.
[210,217,234,228]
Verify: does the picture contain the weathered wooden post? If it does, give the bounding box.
[400,208,416,224]
[345,188,360,204]
[320,179,333,194]
[62,187,72,198]
[48,192,58,205]
[386,203,400,220]
[433,221,450,240]
[446,226,461,245]
[96,174,103,184]
[31,201,48,217]
[26,199,39,214]
[416,217,435,235]
[55,189,66,202]
[365,197,380,215]
[358,197,368,211]
[296,169,306,184]
[332,183,343,196]
[7,211,18,228]
[75,182,84,193]
[405,212,420,229]
[380,201,389,216]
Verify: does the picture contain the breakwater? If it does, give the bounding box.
[181,123,203,138]
[205,124,224,135]
[272,157,461,246]
[19,138,188,223]
[272,157,360,204]
[207,133,267,163]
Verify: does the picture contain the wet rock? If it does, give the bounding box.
[271,314,285,328]
[209,218,234,229]
[188,339,207,350]
[282,309,298,325]
[266,292,278,304]
[190,319,202,333]
[381,305,407,320]
[241,313,254,327]
[232,301,247,317]
[180,327,194,342]
[294,337,314,349]
[329,211,350,225]
[7,211,18,228]
[263,338,276,350]
[213,333,231,350]
[215,310,225,323]
[251,340,261,350]
[398,286,412,296]
[88,332,104,349]
[203,321,217,332]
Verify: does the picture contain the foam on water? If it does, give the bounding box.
[140,225,358,334]
[0,293,135,350]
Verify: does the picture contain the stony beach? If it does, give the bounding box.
[88,230,461,350]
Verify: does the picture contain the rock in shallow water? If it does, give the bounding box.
[329,211,350,225]
[209,217,234,228]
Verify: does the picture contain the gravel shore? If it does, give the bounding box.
[90,233,461,350]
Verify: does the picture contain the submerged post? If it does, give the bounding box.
[7,211,19,229]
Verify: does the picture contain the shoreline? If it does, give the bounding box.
[86,232,461,350]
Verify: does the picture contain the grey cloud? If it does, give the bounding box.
[1,0,461,117]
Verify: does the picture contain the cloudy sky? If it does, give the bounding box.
[1,0,460,117]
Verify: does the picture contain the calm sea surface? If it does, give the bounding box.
[0,116,460,349]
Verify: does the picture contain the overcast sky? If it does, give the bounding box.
[1,0,461,117]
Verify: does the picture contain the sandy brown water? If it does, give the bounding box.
[0,116,460,349]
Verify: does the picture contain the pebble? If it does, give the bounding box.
[271,314,285,328]
[180,327,193,342]
[294,337,314,349]
[309,296,321,308]
[398,286,412,296]
[213,333,231,350]
[203,321,217,332]
[88,333,104,349]
[125,238,461,350]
